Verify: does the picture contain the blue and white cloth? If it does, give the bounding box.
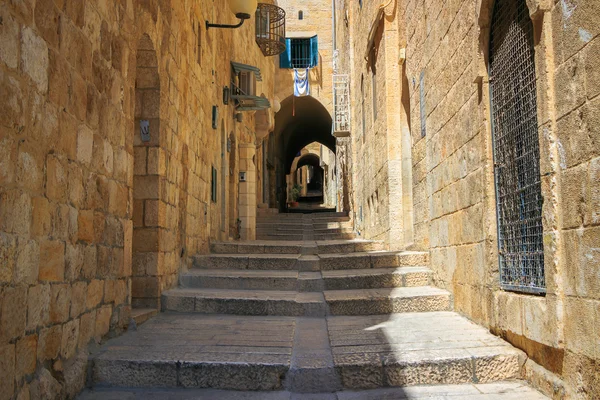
[294,68,310,97]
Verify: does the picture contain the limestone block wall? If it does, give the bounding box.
[342,1,408,247]
[337,0,599,396]
[0,0,275,398]
[274,0,334,110]
[401,0,599,397]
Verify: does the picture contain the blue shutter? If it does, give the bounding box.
[279,38,292,68]
[310,36,319,68]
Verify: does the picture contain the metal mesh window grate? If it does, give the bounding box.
[290,38,312,69]
[489,0,545,293]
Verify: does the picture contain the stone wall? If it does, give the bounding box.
[338,0,410,248]
[338,0,599,397]
[0,0,275,398]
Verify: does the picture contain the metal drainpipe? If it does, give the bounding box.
[332,0,336,50]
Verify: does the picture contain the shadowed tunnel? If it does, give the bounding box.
[274,95,335,211]
[293,153,324,201]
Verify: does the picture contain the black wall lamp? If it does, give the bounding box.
[206,0,257,30]
[223,86,230,105]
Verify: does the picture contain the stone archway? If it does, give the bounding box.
[272,95,335,211]
[132,33,162,309]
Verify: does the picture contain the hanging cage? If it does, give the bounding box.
[255,3,286,57]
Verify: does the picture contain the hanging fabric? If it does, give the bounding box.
[294,68,310,97]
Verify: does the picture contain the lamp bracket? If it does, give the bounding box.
[206,13,250,30]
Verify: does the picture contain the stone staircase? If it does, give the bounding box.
[256,212,355,240]
[84,212,547,398]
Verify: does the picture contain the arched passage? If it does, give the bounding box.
[273,96,335,211]
[290,152,324,204]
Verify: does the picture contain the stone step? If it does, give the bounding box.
[179,267,431,291]
[161,285,449,316]
[180,269,303,291]
[324,286,452,315]
[161,288,327,316]
[130,308,158,327]
[256,227,355,235]
[322,267,431,290]
[209,240,385,255]
[258,211,348,219]
[192,251,427,271]
[90,312,528,393]
[319,251,429,270]
[256,233,357,241]
[80,381,550,400]
[256,222,353,230]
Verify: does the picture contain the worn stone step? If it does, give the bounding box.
[180,269,301,291]
[90,312,529,393]
[193,254,301,270]
[179,267,430,292]
[193,251,426,271]
[162,288,327,316]
[319,251,428,270]
[80,381,550,399]
[257,212,348,220]
[256,233,356,241]
[256,228,355,236]
[210,241,304,254]
[256,234,305,241]
[324,286,452,315]
[329,312,525,389]
[322,267,431,290]
[256,222,354,230]
[162,285,449,316]
[209,240,386,255]
[130,308,158,327]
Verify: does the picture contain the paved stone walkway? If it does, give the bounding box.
[90,312,541,395]
[79,381,548,399]
[84,213,550,398]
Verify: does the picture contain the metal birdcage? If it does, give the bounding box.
[255,3,286,57]
[489,0,545,294]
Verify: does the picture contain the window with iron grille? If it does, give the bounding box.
[489,0,545,294]
[291,38,312,68]
[279,36,318,69]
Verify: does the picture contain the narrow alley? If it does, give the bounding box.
[0,0,598,398]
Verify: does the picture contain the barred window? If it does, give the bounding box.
[489,0,545,293]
